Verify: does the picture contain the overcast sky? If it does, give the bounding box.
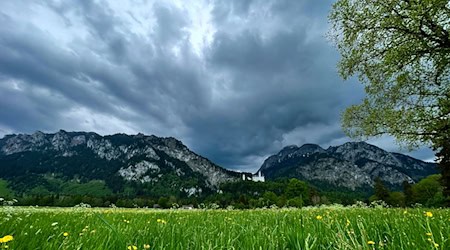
[0,0,435,172]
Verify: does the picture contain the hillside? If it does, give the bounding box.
[259,142,437,191]
[0,130,239,198]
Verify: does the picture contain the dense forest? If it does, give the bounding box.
[0,174,445,208]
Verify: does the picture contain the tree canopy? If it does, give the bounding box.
[329,0,450,147]
[329,0,450,202]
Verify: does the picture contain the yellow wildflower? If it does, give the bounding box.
[144,244,151,249]
[1,235,13,243]
[434,243,439,248]
[425,211,433,217]
[157,219,167,224]
[367,241,375,245]
[316,215,323,220]
[63,232,69,237]
[426,232,433,236]
[346,219,350,226]
[127,246,138,250]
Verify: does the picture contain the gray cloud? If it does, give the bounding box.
[0,0,434,172]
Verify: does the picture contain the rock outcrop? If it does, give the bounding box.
[259,142,437,190]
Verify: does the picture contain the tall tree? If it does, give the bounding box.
[402,180,414,206]
[374,177,390,202]
[329,0,450,203]
[285,178,309,201]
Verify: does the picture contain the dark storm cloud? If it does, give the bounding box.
[186,0,363,169]
[0,0,432,172]
[1,1,207,129]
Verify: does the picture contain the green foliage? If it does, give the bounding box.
[29,186,52,196]
[403,181,414,206]
[330,0,450,147]
[61,180,113,197]
[262,191,278,206]
[157,197,170,209]
[216,178,365,208]
[285,178,309,201]
[286,197,304,208]
[330,0,450,204]
[387,192,406,207]
[0,179,13,198]
[412,174,444,206]
[376,174,446,207]
[319,191,368,206]
[373,177,390,202]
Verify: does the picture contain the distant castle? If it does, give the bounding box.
[242,171,265,182]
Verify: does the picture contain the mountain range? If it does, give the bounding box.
[0,130,239,197]
[259,142,437,190]
[0,131,438,197]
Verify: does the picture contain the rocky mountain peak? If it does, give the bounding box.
[261,143,326,171]
[134,132,145,138]
[328,141,380,152]
[327,141,401,167]
[31,130,45,138]
[298,143,325,154]
[277,143,325,156]
[278,145,299,155]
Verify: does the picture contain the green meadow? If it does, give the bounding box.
[0,206,449,250]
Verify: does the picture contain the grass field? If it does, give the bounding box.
[0,206,449,249]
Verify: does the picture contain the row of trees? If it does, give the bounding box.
[372,175,445,207]
[11,179,314,209]
[16,194,200,208]
[3,175,444,208]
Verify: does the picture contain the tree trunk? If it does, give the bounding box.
[437,139,450,206]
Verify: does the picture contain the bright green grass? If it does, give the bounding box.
[0,206,449,249]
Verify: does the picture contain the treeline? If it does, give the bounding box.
[1,175,446,208]
[371,174,446,207]
[5,178,366,208]
[204,178,367,209]
[15,194,199,208]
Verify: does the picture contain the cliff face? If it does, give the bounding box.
[259,142,437,190]
[0,131,239,195]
